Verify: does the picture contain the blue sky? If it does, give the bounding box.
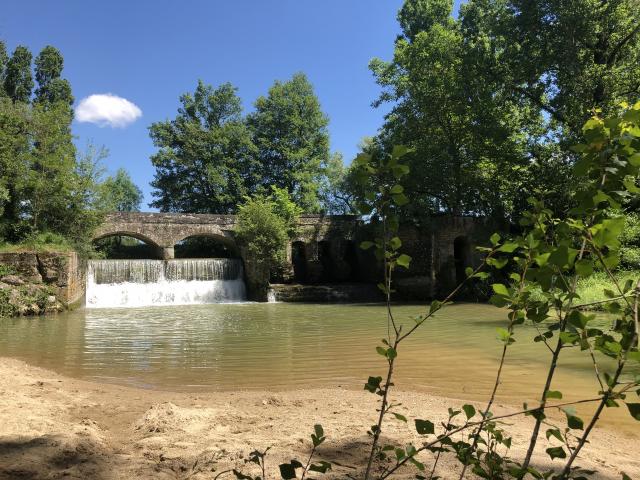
[1,1,458,209]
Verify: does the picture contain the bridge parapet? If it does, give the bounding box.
[93,212,361,259]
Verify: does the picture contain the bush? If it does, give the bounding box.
[235,187,301,268]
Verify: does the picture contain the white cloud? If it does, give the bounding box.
[75,93,142,128]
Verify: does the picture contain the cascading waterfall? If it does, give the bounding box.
[86,258,246,308]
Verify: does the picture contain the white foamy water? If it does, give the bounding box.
[86,259,246,308]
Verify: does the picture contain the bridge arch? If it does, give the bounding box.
[173,232,240,258]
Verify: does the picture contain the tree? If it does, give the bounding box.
[318,152,356,214]
[371,0,535,221]
[0,43,101,247]
[4,46,33,103]
[0,41,8,97]
[247,73,330,212]
[99,168,143,212]
[149,81,259,213]
[371,0,640,221]
[34,45,73,106]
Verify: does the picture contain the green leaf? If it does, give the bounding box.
[496,327,514,344]
[462,404,476,419]
[389,236,402,251]
[566,414,584,430]
[364,376,382,393]
[497,242,519,253]
[575,259,594,277]
[393,412,407,422]
[489,233,501,246]
[492,283,509,296]
[626,403,640,420]
[314,424,324,440]
[415,419,435,435]
[487,257,509,269]
[397,254,412,268]
[233,470,254,480]
[545,390,563,400]
[622,473,632,480]
[429,300,442,314]
[545,428,563,442]
[392,193,409,206]
[390,184,404,194]
[279,463,297,480]
[360,241,375,250]
[309,462,331,474]
[546,446,567,460]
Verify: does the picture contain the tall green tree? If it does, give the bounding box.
[0,41,8,97]
[4,46,33,103]
[149,81,259,213]
[99,168,143,212]
[0,43,100,245]
[372,0,640,221]
[247,73,330,212]
[34,45,73,106]
[318,152,356,214]
[371,0,535,220]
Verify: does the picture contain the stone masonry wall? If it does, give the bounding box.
[0,251,84,316]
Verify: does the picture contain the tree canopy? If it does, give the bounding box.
[149,81,260,214]
[370,0,640,222]
[0,41,108,247]
[99,168,143,212]
[149,74,331,214]
[248,73,330,212]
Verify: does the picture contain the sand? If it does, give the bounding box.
[0,357,637,480]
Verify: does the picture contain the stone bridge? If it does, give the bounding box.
[93,212,491,299]
[93,212,360,260]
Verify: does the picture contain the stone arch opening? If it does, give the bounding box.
[318,240,333,282]
[454,235,472,285]
[92,232,161,259]
[291,241,307,283]
[173,234,240,259]
[342,240,359,281]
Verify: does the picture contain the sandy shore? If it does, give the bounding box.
[0,357,637,480]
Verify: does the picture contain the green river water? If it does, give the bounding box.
[0,302,637,433]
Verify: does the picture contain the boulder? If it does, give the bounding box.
[1,275,24,286]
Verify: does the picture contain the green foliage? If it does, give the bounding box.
[318,152,355,214]
[231,425,330,480]
[98,168,143,212]
[235,188,300,268]
[4,45,33,103]
[619,212,640,269]
[248,73,329,212]
[149,81,260,213]
[371,0,640,221]
[34,45,73,106]
[0,264,15,277]
[0,43,102,253]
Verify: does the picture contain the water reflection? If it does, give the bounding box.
[0,303,637,430]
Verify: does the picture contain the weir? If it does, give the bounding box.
[86,258,246,308]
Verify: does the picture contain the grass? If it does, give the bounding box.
[529,270,640,310]
[0,232,74,254]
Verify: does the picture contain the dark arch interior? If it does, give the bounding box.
[93,234,159,259]
[174,235,239,259]
[342,240,359,281]
[318,240,332,282]
[454,235,471,285]
[291,241,307,282]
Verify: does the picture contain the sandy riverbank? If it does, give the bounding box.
[0,357,637,480]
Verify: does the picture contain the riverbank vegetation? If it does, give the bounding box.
[0,42,142,255]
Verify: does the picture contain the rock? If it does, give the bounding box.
[1,275,24,286]
[47,295,57,304]
[29,304,40,315]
